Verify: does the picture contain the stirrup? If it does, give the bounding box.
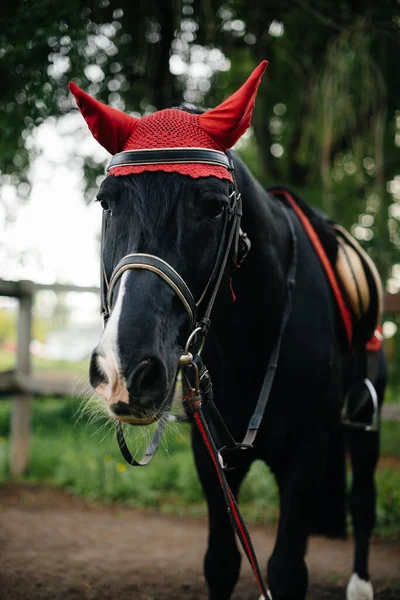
[341,378,379,432]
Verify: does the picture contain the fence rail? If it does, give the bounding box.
[0,279,99,475]
[1,278,400,475]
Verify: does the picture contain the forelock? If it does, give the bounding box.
[119,172,189,249]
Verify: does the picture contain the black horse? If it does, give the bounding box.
[70,63,386,600]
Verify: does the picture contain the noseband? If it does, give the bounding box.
[100,148,249,340]
[107,253,197,328]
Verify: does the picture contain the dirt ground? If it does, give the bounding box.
[0,484,399,600]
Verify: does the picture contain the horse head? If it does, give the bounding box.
[69,61,267,425]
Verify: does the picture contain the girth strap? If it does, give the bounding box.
[195,202,297,452]
[242,204,297,446]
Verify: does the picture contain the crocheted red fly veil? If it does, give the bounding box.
[69,60,268,181]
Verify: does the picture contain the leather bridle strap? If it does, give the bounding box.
[193,408,269,599]
[116,418,168,466]
[101,147,239,328]
[242,202,297,446]
[107,253,197,328]
[182,202,297,455]
[181,355,270,599]
[100,214,109,326]
[107,148,231,172]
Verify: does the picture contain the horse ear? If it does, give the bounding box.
[199,61,268,150]
[68,82,138,155]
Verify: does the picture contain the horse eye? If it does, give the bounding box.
[203,197,224,221]
[100,200,111,214]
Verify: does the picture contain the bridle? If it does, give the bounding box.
[99,147,250,461]
[100,147,249,341]
[97,146,297,600]
[99,145,297,461]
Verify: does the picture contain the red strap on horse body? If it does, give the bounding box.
[366,326,383,352]
[274,189,353,347]
[193,410,269,599]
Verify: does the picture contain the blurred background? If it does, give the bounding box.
[0,0,399,537]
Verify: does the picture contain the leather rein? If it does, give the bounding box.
[99,148,297,599]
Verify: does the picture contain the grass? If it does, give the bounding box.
[0,397,398,537]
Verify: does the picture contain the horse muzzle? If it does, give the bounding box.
[89,346,173,424]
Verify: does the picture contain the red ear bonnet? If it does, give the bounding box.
[69,61,267,180]
[199,60,268,149]
[68,82,138,155]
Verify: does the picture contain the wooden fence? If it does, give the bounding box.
[0,279,99,475]
[1,278,400,476]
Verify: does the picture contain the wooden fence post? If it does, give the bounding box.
[10,287,33,476]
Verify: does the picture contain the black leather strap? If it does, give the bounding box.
[242,205,297,446]
[116,419,167,466]
[108,253,197,327]
[107,148,231,172]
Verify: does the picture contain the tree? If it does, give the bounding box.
[1,0,399,278]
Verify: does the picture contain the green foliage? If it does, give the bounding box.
[0,308,17,343]
[0,398,399,536]
[375,469,400,537]
[0,0,182,195]
[380,420,400,455]
[1,1,399,279]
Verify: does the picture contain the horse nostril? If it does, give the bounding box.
[89,348,108,389]
[128,357,166,402]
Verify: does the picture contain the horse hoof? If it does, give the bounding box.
[346,573,373,600]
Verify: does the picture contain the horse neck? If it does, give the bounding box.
[208,154,289,365]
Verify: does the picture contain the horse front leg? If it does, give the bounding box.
[192,426,251,600]
[267,433,329,600]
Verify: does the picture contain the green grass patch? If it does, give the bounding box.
[380,420,400,456]
[0,398,398,537]
[384,384,400,404]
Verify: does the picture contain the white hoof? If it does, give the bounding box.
[346,573,373,600]
[257,591,272,600]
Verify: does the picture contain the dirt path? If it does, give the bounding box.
[0,484,399,600]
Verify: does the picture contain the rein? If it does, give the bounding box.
[99,149,297,599]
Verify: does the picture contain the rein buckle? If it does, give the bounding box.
[183,389,202,412]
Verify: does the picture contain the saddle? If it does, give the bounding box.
[268,186,383,348]
[333,224,383,343]
[332,225,383,431]
[268,187,383,431]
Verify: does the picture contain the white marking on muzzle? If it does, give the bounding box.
[96,271,130,405]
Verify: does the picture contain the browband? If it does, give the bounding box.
[107,148,231,172]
